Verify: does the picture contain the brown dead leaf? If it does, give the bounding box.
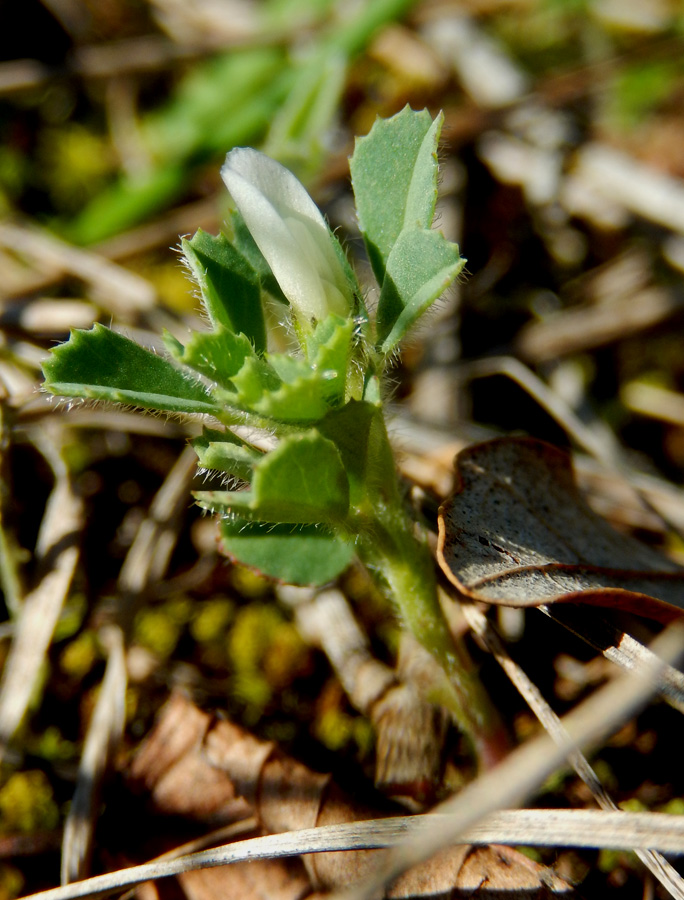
[437,437,684,622]
[123,692,571,898]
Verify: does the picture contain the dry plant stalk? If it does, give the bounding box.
[0,428,84,763]
[278,585,448,804]
[459,599,684,900]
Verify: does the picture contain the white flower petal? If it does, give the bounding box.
[221,147,351,322]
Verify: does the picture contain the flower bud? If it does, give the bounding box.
[222,148,352,324]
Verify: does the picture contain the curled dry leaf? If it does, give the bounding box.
[437,437,684,622]
[125,692,570,898]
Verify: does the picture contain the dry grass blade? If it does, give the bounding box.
[542,604,684,714]
[573,143,684,236]
[455,356,620,466]
[0,222,155,317]
[332,622,684,900]
[18,806,684,900]
[61,626,127,884]
[117,444,197,600]
[460,599,684,900]
[0,430,84,762]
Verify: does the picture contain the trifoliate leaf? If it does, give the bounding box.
[228,335,351,423]
[304,314,355,403]
[164,325,258,389]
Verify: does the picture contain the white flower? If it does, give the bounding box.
[222,147,352,324]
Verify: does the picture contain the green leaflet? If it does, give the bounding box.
[219,315,354,422]
[350,107,465,354]
[350,106,441,285]
[304,315,354,392]
[219,518,355,586]
[182,230,266,353]
[192,428,263,482]
[164,326,258,390]
[376,228,465,353]
[42,325,219,416]
[263,50,347,179]
[195,430,349,525]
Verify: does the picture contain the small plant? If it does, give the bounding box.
[42,107,503,766]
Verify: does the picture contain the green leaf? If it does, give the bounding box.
[182,230,266,353]
[144,47,287,161]
[63,165,187,245]
[376,228,465,354]
[192,428,263,481]
[42,325,219,415]
[164,326,258,389]
[350,106,442,285]
[228,322,354,422]
[219,518,355,586]
[304,314,354,387]
[318,400,397,510]
[196,430,349,524]
[235,365,329,422]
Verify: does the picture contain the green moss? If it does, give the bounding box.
[315,705,355,751]
[618,797,647,813]
[60,632,98,679]
[54,593,88,642]
[659,797,684,816]
[0,771,59,833]
[230,565,271,598]
[38,125,115,214]
[134,608,182,659]
[32,727,76,763]
[0,863,24,900]
[190,598,235,644]
[227,603,310,720]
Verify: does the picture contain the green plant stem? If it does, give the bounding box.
[357,508,507,770]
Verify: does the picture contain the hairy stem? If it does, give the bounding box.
[357,506,507,770]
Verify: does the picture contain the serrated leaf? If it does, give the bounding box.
[219,517,355,586]
[240,373,330,422]
[350,106,441,285]
[229,341,348,423]
[196,430,349,524]
[304,315,354,395]
[182,229,266,353]
[192,428,263,481]
[165,326,258,389]
[376,228,465,353]
[42,324,219,415]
